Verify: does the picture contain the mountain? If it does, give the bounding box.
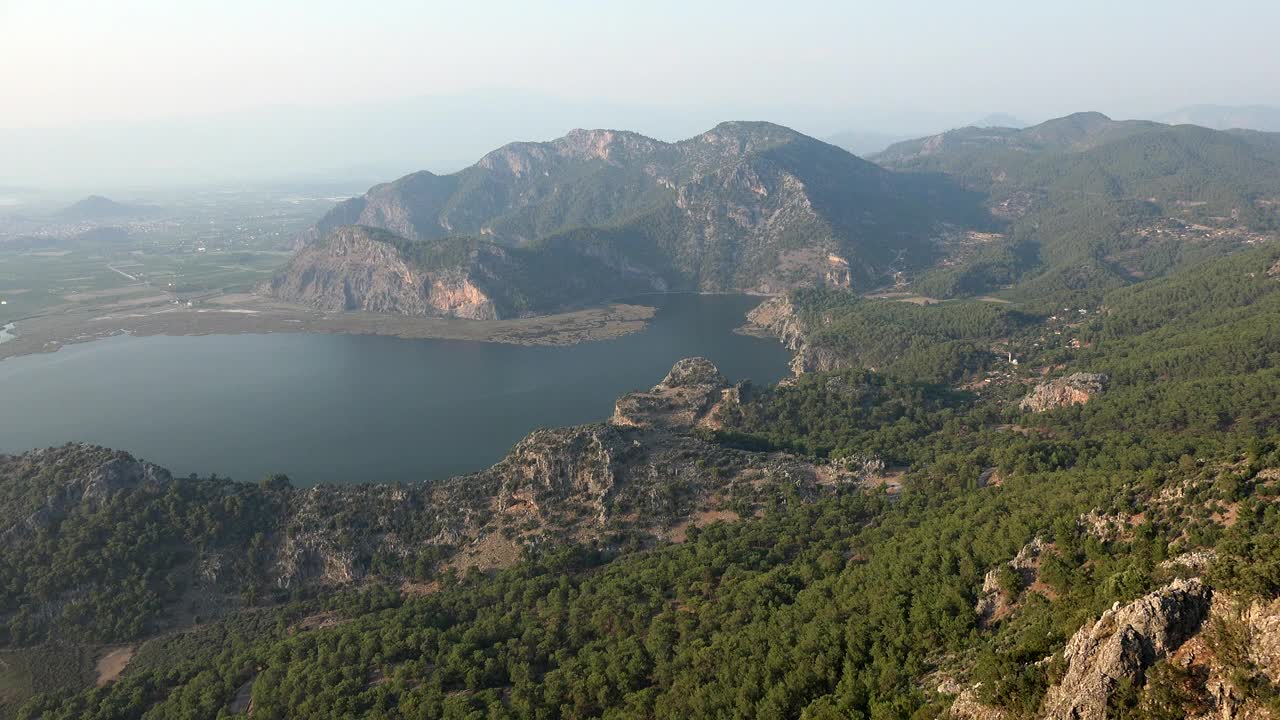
[873,112,1162,167]
[874,112,1280,305]
[272,122,984,318]
[54,195,150,221]
[1157,104,1280,131]
[970,112,1026,128]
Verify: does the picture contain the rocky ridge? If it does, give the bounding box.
[0,445,171,545]
[1042,578,1212,720]
[0,360,856,634]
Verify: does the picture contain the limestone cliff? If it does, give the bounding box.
[266,224,668,319]
[262,226,501,319]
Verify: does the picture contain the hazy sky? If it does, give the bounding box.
[4,0,1278,130]
[3,0,1279,192]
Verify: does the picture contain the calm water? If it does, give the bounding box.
[0,295,789,485]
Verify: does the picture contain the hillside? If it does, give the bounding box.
[875,112,1280,306]
[7,247,1280,718]
[270,122,985,317]
[272,115,1280,320]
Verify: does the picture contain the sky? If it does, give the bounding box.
[2,0,1279,189]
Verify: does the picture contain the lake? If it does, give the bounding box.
[0,294,791,484]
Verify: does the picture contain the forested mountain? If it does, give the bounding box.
[270,114,1280,319]
[268,122,985,317]
[875,112,1280,307]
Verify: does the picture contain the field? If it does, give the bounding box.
[0,191,339,325]
[0,246,295,324]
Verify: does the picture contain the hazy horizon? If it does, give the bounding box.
[3,0,1280,192]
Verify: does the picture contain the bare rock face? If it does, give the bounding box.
[494,426,622,527]
[1190,594,1280,720]
[975,538,1049,627]
[611,357,730,431]
[1042,578,1212,720]
[1020,372,1108,413]
[264,226,500,319]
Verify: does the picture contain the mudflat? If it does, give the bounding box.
[0,292,657,360]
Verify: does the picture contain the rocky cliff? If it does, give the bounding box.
[744,295,852,375]
[264,225,501,319]
[263,225,666,319]
[1042,578,1212,720]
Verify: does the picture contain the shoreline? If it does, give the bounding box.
[0,295,659,361]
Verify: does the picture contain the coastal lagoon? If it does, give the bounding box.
[0,295,790,484]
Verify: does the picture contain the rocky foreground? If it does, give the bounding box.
[951,575,1280,720]
[0,359,854,630]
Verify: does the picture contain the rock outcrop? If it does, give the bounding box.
[611,357,730,431]
[1041,578,1212,720]
[975,537,1049,626]
[1020,372,1108,413]
[946,687,1008,720]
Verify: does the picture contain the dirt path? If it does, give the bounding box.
[95,646,134,686]
[106,265,138,281]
